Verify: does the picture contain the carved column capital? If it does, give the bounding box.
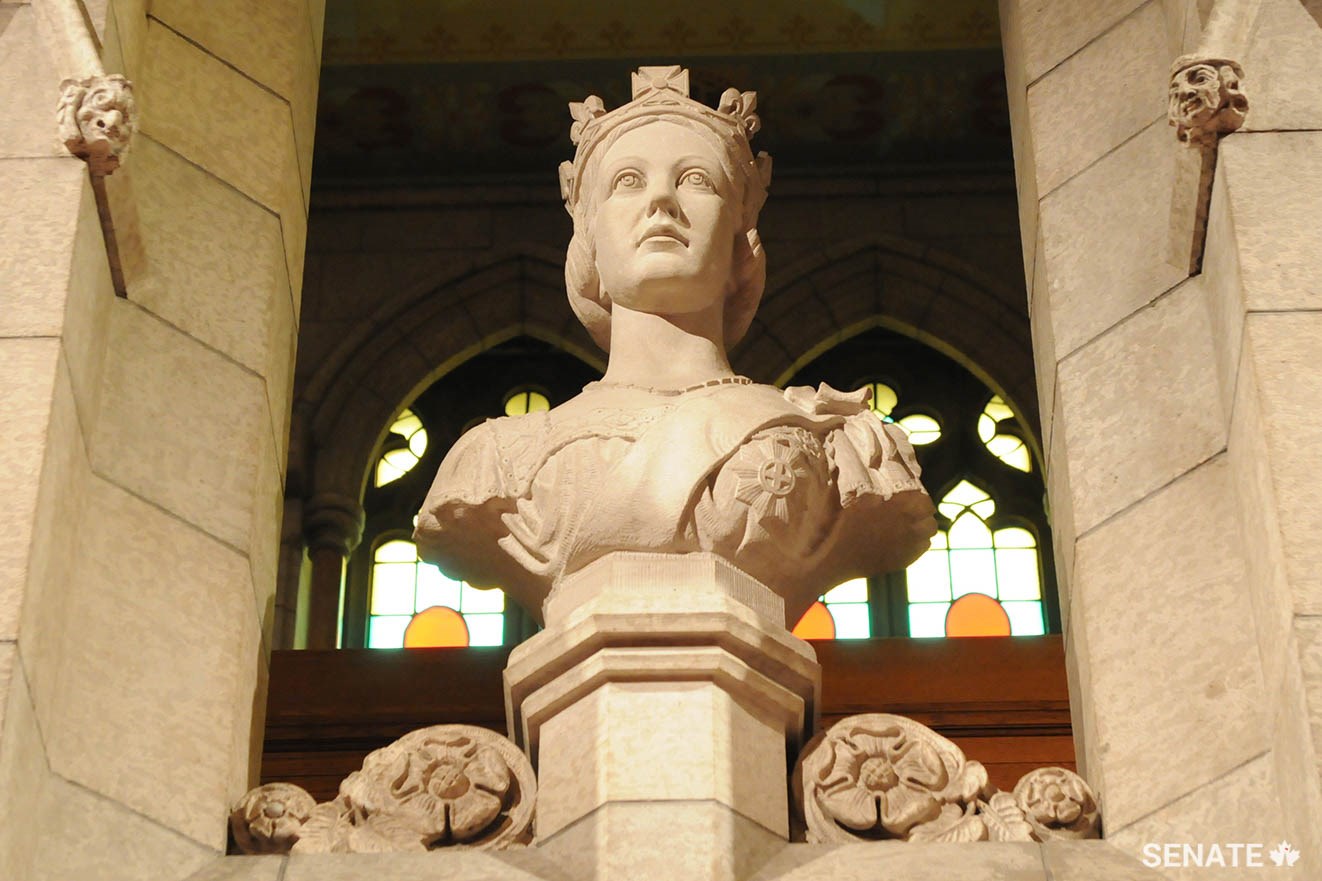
[303,493,366,556]
[1168,56,1247,147]
[57,74,136,175]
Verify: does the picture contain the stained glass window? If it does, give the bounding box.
[979,395,1031,472]
[504,389,550,416]
[905,481,1045,638]
[374,409,428,487]
[367,539,505,648]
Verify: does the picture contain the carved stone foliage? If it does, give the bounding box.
[794,714,1100,844]
[232,725,536,854]
[56,74,136,174]
[1168,56,1247,147]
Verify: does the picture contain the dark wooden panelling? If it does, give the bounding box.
[262,636,1073,801]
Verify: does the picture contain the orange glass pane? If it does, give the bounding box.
[792,601,836,640]
[403,605,470,648]
[944,593,1011,637]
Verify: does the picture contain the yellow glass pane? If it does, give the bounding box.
[994,527,1037,548]
[1002,445,1032,472]
[390,411,422,437]
[376,458,406,487]
[505,390,551,416]
[994,548,1041,600]
[942,480,990,509]
[415,563,462,612]
[896,413,941,445]
[948,512,992,549]
[375,539,418,563]
[950,548,997,598]
[929,531,948,550]
[822,577,868,604]
[869,382,898,417]
[982,396,1015,424]
[370,562,417,615]
[407,426,428,457]
[1003,601,1046,636]
[978,412,997,443]
[908,603,950,638]
[970,498,997,519]
[906,547,951,602]
[827,603,871,639]
[465,613,505,646]
[460,583,505,613]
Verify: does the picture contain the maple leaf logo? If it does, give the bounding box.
[1269,840,1301,867]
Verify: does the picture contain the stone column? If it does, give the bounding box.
[504,553,820,881]
[302,494,364,650]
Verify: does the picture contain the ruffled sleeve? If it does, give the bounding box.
[827,411,926,507]
[412,421,512,573]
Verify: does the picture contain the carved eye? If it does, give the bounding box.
[612,171,643,191]
[680,169,714,190]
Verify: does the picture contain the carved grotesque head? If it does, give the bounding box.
[57,74,136,173]
[559,66,774,352]
[1167,57,1247,146]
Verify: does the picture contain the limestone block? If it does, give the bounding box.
[1270,638,1322,861]
[1026,1,1168,198]
[1003,0,1149,85]
[0,338,60,642]
[248,433,284,650]
[1200,162,1243,419]
[1225,332,1298,702]
[1028,229,1054,452]
[1055,277,1223,535]
[1044,399,1075,627]
[227,592,265,807]
[284,851,555,881]
[538,801,786,881]
[1238,0,1322,132]
[1106,753,1285,881]
[33,775,217,881]
[41,474,256,848]
[0,159,86,339]
[0,6,67,159]
[1244,312,1322,614]
[183,856,285,881]
[746,840,1046,881]
[1037,121,1188,360]
[135,21,305,292]
[1040,840,1170,879]
[1298,617,1322,779]
[130,137,289,381]
[149,0,319,202]
[1219,132,1322,314]
[309,0,325,58]
[93,303,266,550]
[0,643,48,881]
[1072,457,1268,832]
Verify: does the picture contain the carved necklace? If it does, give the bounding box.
[589,375,754,396]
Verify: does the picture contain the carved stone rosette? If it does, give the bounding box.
[232,725,536,854]
[793,713,1100,844]
[230,782,317,854]
[1168,55,1247,147]
[56,74,136,175]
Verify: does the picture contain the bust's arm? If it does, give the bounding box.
[413,422,509,574]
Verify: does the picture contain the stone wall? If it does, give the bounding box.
[1001,0,1322,873]
[0,1,319,878]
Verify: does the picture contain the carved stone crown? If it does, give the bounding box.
[558,65,773,225]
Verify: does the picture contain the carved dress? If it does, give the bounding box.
[413,381,928,625]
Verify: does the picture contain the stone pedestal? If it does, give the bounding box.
[503,552,820,880]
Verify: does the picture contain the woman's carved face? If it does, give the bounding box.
[591,120,739,317]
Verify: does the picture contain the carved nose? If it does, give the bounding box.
[645,184,680,218]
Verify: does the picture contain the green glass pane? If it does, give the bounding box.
[823,578,867,604]
[371,562,418,615]
[948,512,992,549]
[1003,601,1046,636]
[375,539,417,564]
[950,548,997,598]
[465,613,505,646]
[827,603,871,639]
[367,615,410,648]
[908,603,950,638]
[906,548,951,602]
[415,563,462,612]
[995,548,1041,601]
[460,583,505,613]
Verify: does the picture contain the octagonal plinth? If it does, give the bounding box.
[503,553,821,847]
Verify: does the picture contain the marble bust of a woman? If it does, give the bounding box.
[414,67,936,627]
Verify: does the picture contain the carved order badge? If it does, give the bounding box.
[233,725,536,854]
[794,714,1101,844]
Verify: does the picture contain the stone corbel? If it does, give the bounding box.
[35,0,138,296]
[1167,0,1259,273]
